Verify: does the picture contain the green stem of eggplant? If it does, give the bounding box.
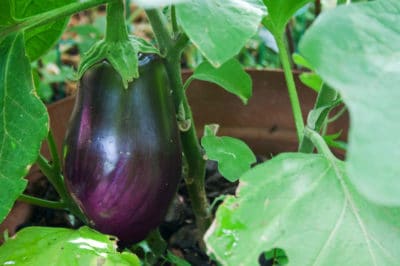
[18,194,66,210]
[105,0,129,42]
[276,34,304,142]
[299,84,339,153]
[146,9,212,238]
[166,53,212,241]
[36,154,88,224]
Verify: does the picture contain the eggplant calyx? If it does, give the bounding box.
[77,40,138,89]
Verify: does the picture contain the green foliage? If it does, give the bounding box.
[191,58,252,104]
[13,0,76,61]
[0,226,140,265]
[0,33,49,223]
[68,18,105,53]
[131,230,167,265]
[263,248,288,266]
[300,0,400,205]
[176,0,266,67]
[1,0,399,265]
[262,0,313,36]
[0,0,15,27]
[205,153,400,265]
[292,53,322,92]
[201,135,256,182]
[298,72,322,92]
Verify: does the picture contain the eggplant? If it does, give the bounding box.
[63,54,182,244]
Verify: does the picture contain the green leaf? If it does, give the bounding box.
[192,59,252,104]
[13,0,75,61]
[205,153,400,265]
[292,53,322,92]
[129,36,160,55]
[299,72,322,92]
[0,0,15,26]
[0,33,49,223]
[307,99,340,131]
[299,0,400,205]
[176,0,266,67]
[201,136,256,182]
[292,53,312,70]
[262,0,312,35]
[263,248,288,265]
[32,68,53,102]
[131,229,167,265]
[0,226,140,265]
[324,132,347,151]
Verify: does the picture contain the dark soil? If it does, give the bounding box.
[18,157,273,266]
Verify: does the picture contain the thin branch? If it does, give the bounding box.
[0,0,114,39]
[18,194,66,210]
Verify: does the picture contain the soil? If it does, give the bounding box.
[15,157,274,266]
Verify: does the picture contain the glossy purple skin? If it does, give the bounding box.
[63,55,182,244]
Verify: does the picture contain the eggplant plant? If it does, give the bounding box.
[0,0,399,265]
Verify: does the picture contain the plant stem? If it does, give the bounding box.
[18,194,66,210]
[327,105,347,123]
[299,84,338,153]
[145,9,173,56]
[304,127,336,161]
[0,0,114,39]
[145,9,212,235]
[183,76,195,91]
[47,130,61,173]
[166,53,212,235]
[276,34,304,142]
[125,0,131,20]
[36,155,88,224]
[36,154,62,193]
[105,0,129,42]
[171,6,179,36]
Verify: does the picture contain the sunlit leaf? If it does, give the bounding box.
[300,0,400,205]
[262,0,312,35]
[0,226,140,265]
[0,33,49,223]
[201,135,256,182]
[177,0,266,67]
[191,59,252,104]
[205,153,400,265]
[14,0,75,61]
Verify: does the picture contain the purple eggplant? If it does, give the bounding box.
[63,54,182,244]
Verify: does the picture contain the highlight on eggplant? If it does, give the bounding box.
[63,54,182,244]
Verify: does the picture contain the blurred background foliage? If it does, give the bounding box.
[33,0,370,103]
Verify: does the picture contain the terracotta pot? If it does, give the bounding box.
[0,69,348,241]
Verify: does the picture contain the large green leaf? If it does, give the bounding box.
[0,33,49,223]
[13,0,75,61]
[176,0,266,67]
[262,0,312,35]
[205,153,400,265]
[299,0,400,205]
[0,226,140,265]
[201,135,256,182]
[0,0,15,27]
[191,59,252,104]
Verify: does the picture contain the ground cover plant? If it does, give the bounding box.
[0,0,399,265]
